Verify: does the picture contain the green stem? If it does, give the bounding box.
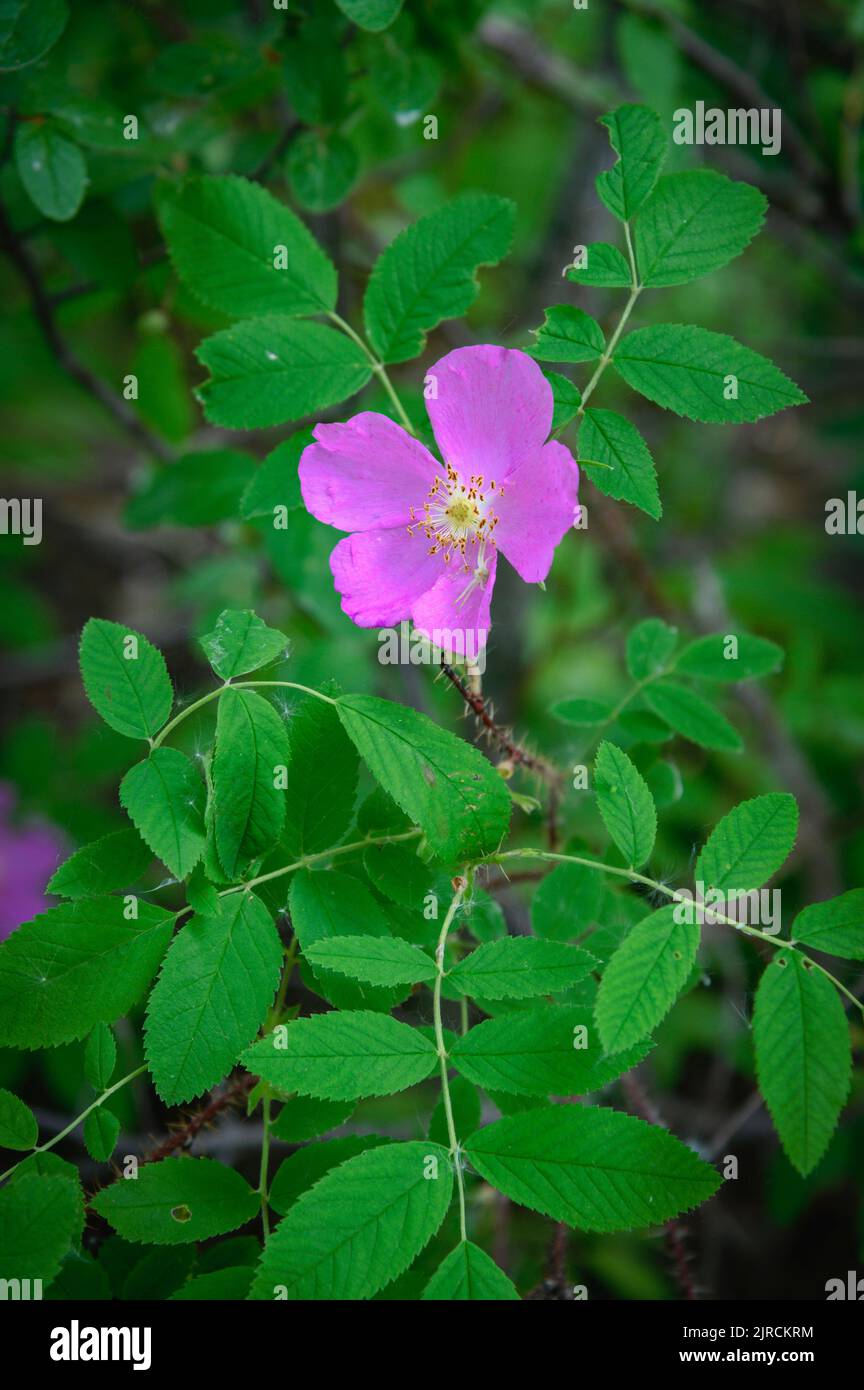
[433,876,469,1243]
[259,1091,272,1240]
[218,828,422,902]
[327,311,417,437]
[489,848,864,1020]
[577,218,642,416]
[151,679,332,751]
[0,1064,148,1185]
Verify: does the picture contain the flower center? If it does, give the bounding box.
[406,463,503,611]
[407,463,501,564]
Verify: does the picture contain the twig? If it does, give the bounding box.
[0,200,171,460]
[142,1073,256,1165]
[621,1072,703,1300]
[439,659,561,785]
[624,0,825,186]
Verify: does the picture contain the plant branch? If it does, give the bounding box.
[0,1064,148,1185]
[0,200,172,461]
[433,875,469,1242]
[487,848,864,1020]
[327,310,417,436]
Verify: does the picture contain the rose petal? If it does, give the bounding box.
[425,346,553,483]
[493,440,579,583]
[411,541,497,659]
[300,412,439,532]
[329,527,443,627]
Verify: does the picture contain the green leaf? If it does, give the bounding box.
[545,370,582,430]
[79,618,173,740]
[754,950,851,1176]
[200,609,289,679]
[626,617,677,681]
[448,939,597,1000]
[171,1267,254,1300]
[450,1004,648,1096]
[0,1088,37,1149]
[368,37,441,122]
[595,905,699,1052]
[635,170,766,287]
[363,193,515,363]
[675,632,783,683]
[530,861,604,943]
[242,1011,437,1101]
[643,680,742,752]
[696,793,798,893]
[278,697,358,859]
[792,891,864,960]
[271,1096,355,1144]
[551,696,614,726]
[0,0,68,72]
[335,0,403,30]
[14,122,86,221]
[213,688,290,878]
[83,1107,120,1163]
[287,130,358,212]
[289,868,406,1012]
[596,104,666,222]
[363,841,433,911]
[613,325,808,424]
[618,711,673,745]
[196,317,371,429]
[0,899,174,1048]
[270,1136,391,1215]
[47,829,151,900]
[0,1174,81,1284]
[565,242,631,288]
[241,434,305,521]
[422,1241,520,1301]
[529,305,605,363]
[579,409,661,520]
[465,1105,720,1231]
[337,694,510,861]
[126,450,256,529]
[160,175,336,317]
[120,748,206,881]
[84,1023,116,1091]
[145,892,282,1104]
[304,936,436,987]
[594,740,656,868]
[91,1157,258,1245]
[250,1141,452,1300]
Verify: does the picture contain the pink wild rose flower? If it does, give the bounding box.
[298,345,579,656]
[0,783,66,941]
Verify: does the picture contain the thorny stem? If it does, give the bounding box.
[489,848,864,1019]
[0,1064,148,1185]
[433,875,469,1243]
[440,660,562,787]
[577,218,642,416]
[327,311,417,437]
